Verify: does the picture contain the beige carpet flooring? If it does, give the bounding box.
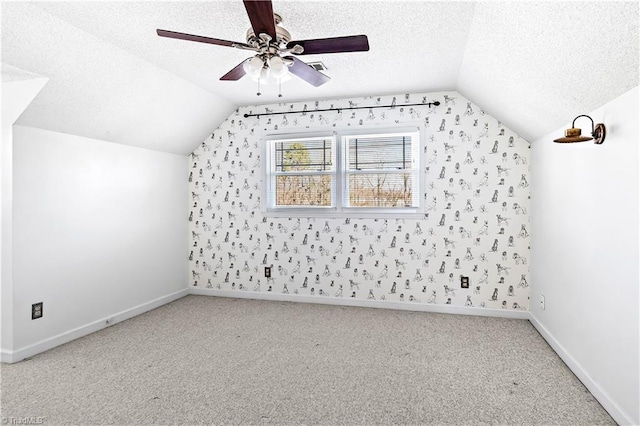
[1,295,615,425]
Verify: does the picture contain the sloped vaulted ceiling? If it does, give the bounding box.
[1,1,638,155]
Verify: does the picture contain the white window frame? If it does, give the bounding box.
[264,133,337,212]
[340,129,421,215]
[263,127,424,218]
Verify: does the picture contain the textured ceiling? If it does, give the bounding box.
[1,1,638,154]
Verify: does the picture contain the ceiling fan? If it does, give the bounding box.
[157,0,369,94]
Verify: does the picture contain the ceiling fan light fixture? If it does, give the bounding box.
[259,66,271,85]
[269,56,289,79]
[243,55,264,78]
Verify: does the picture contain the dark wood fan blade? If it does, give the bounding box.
[157,29,249,48]
[287,35,369,55]
[220,60,248,81]
[287,57,330,87]
[243,0,276,40]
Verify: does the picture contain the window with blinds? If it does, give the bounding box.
[265,129,421,216]
[268,136,336,208]
[343,132,420,209]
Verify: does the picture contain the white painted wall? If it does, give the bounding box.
[530,86,639,425]
[9,125,189,357]
[1,77,48,356]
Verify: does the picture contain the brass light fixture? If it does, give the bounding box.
[554,114,606,144]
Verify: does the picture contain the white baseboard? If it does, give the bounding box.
[189,287,530,319]
[1,288,189,364]
[529,313,636,426]
[0,350,12,363]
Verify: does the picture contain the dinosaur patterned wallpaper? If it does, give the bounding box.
[188,91,531,310]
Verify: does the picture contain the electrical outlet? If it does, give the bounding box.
[265,266,271,278]
[540,295,545,310]
[32,302,43,320]
[460,276,469,289]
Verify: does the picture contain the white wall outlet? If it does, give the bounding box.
[540,295,545,310]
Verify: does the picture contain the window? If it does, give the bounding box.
[343,132,420,209]
[269,135,336,209]
[265,129,421,217]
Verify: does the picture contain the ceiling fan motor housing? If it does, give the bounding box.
[246,13,291,49]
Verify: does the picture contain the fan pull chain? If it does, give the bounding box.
[257,79,261,96]
[278,79,283,98]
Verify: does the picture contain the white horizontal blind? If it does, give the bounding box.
[343,131,420,208]
[268,136,336,208]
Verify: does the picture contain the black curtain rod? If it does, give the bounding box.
[243,101,441,118]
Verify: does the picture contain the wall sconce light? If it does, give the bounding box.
[553,115,606,144]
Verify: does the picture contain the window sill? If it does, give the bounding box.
[263,209,425,220]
